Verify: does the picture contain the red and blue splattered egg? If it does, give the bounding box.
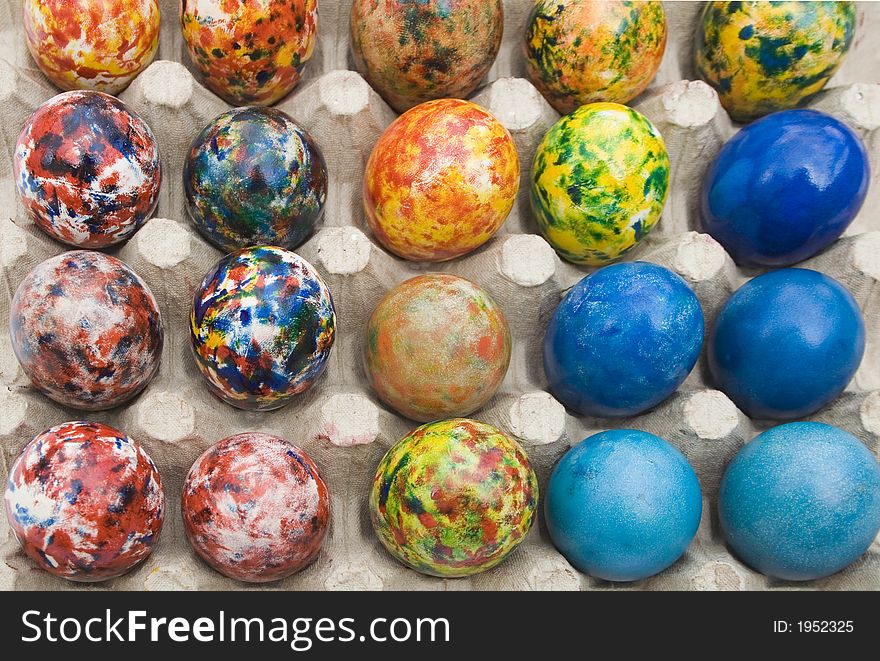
[10,251,164,411]
[4,421,165,582]
[14,91,161,249]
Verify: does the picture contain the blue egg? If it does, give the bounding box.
[543,261,704,417]
[546,429,703,582]
[709,268,864,420]
[719,422,880,581]
[702,109,869,267]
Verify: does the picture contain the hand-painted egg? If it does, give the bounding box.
[190,246,335,411]
[370,419,537,577]
[364,99,519,262]
[544,262,704,418]
[24,0,160,94]
[10,251,164,411]
[702,109,869,267]
[531,102,669,265]
[363,274,510,422]
[546,429,702,581]
[695,1,857,122]
[709,269,864,420]
[182,433,330,583]
[4,421,165,582]
[184,107,327,252]
[525,0,667,114]
[13,91,161,249]
[180,0,317,106]
[719,422,880,580]
[350,0,503,113]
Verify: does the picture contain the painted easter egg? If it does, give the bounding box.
[702,109,869,267]
[10,251,164,411]
[363,274,510,422]
[546,429,702,581]
[180,0,317,106]
[709,269,864,420]
[531,102,669,265]
[13,91,161,249]
[24,0,160,94]
[364,99,519,262]
[190,246,335,411]
[182,433,330,583]
[695,1,857,122]
[525,0,667,114]
[350,0,503,113]
[544,262,704,418]
[370,418,538,577]
[184,107,327,252]
[4,421,164,582]
[719,422,880,580]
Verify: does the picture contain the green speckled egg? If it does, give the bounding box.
[695,1,857,122]
[525,0,667,114]
[530,102,669,266]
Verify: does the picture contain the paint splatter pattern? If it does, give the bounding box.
[4,421,165,582]
[190,247,336,411]
[531,102,669,265]
[525,0,667,114]
[370,418,538,577]
[182,433,330,582]
[14,91,161,249]
[364,99,519,262]
[696,1,857,122]
[184,107,327,252]
[10,251,164,411]
[181,0,318,106]
[24,0,160,94]
[350,0,504,112]
[364,274,511,422]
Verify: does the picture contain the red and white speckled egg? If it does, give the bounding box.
[182,433,330,583]
[4,421,165,582]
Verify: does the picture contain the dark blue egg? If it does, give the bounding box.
[545,429,702,582]
[709,268,864,420]
[701,109,869,267]
[719,422,880,581]
[543,261,704,418]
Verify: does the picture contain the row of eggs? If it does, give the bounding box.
[14,86,872,271]
[10,246,867,424]
[6,418,880,583]
[24,1,857,120]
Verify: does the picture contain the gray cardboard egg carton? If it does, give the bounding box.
[0,0,878,591]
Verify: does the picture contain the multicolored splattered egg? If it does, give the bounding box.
[363,274,511,422]
[181,0,318,106]
[531,102,669,265]
[364,99,519,262]
[370,418,538,578]
[24,0,160,94]
[695,1,857,122]
[350,0,504,113]
[184,107,327,252]
[190,247,335,411]
[4,421,165,582]
[182,433,330,583]
[525,0,667,114]
[10,251,164,411]
[14,91,161,249]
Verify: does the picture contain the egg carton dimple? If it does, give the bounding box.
[1,0,879,591]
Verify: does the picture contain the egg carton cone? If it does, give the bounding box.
[1,0,879,591]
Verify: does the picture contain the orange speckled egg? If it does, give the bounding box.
[363,99,519,262]
[363,274,511,422]
[24,0,160,94]
[180,0,318,106]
